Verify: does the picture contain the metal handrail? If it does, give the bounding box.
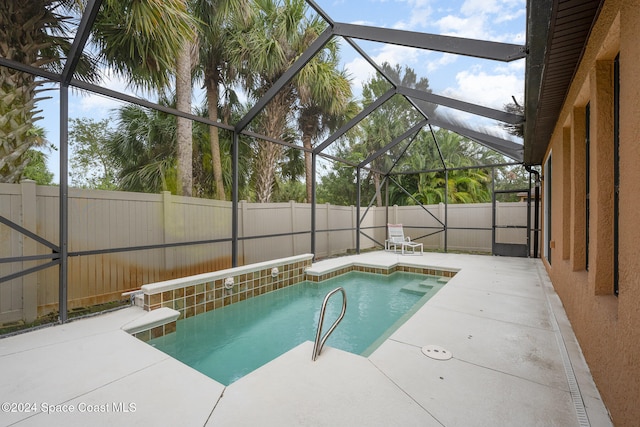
[312,287,347,361]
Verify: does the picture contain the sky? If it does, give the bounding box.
[37,0,526,183]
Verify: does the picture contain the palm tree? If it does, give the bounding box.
[295,45,354,203]
[175,41,195,196]
[192,102,253,199]
[404,129,494,204]
[107,100,178,193]
[91,0,195,90]
[107,96,252,197]
[0,0,194,183]
[0,1,98,183]
[93,0,196,196]
[227,0,332,203]
[195,0,252,200]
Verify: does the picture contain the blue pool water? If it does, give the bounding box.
[148,271,443,385]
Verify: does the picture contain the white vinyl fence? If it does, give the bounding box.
[0,182,532,323]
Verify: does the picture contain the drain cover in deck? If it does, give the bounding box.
[421,345,452,360]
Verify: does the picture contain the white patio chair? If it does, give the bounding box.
[385,223,423,255]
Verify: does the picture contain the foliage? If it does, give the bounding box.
[0,2,95,182]
[501,98,524,138]
[319,127,513,206]
[105,98,254,198]
[272,179,306,203]
[227,0,349,203]
[195,0,253,200]
[316,141,376,206]
[69,118,118,190]
[493,164,534,201]
[5,125,55,185]
[106,101,178,194]
[0,0,194,183]
[192,104,253,200]
[280,145,305,183]
[358,63,435,206]
[295,31,354,203]
[398,129,497,204]
[92,0,196,90]
[22,149,54,185]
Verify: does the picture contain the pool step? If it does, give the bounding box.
[400,281,434,295]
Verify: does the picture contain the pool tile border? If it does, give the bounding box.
[133,321,177,342]
[306,264,458,282]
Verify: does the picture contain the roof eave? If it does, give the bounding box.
[523,0,604,166]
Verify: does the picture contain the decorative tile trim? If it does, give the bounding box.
[141,255,314,326]
[306,264,458,282]
[133,321,177,342]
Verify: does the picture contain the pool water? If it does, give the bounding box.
[148,271,443,385]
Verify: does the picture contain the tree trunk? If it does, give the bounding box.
[254,142,282,203]
[302,131,313,204]
[175,41,193,196]
[206,69,226,200]
[253,94,290,203]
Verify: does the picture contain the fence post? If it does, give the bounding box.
[162,191,174,277]
[350,205,355,251]
[290,200,296,255]
[21,180,37,322]
[239,200,247,264]
[439,202,446,251]
[326,203,331,256]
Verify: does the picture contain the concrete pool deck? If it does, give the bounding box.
[0,252,612,426]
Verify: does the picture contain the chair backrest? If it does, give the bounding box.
[387,223,405,243]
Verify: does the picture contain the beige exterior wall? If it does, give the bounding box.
[541,1,640,425]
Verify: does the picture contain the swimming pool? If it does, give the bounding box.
[148,271,444,385]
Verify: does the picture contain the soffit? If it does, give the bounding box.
[524,0,604,165]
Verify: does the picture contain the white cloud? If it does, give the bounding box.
[461,0,501,15]
[426,53,457,73]
[493,58,526,75]
[433,0,525,41]
[373,44,421,68]
[434,14,490,40]
[349,19,378,26]
[393,0,433,31]
[72,69,138,120]
[344,57,379,97]
[344,44,425,97]
[494,8,526,25]
[442,68,524,110]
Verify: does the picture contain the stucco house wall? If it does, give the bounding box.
[541,1,639,425]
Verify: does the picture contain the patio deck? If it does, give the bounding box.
[0,252,612,426]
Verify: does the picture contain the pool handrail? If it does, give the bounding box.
[312,287,347,361]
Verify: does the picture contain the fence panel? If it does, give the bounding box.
[0,184,24,323]
[447,203,493,252]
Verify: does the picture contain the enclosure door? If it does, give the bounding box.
[492,189,530,257]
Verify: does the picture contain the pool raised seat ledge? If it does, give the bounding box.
[121,307,181,341]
